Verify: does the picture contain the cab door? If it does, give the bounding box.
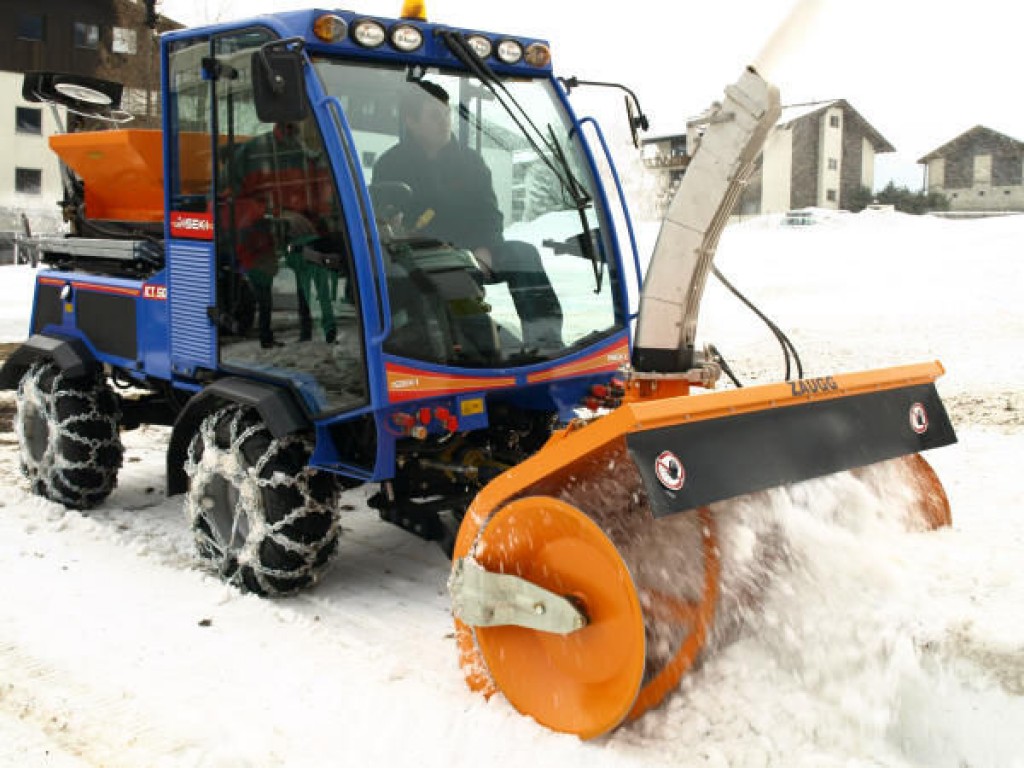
[166,28,370,417]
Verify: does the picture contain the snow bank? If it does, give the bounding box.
[0,211,1022,766]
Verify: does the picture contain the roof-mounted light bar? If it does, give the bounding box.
[310,13,550,68]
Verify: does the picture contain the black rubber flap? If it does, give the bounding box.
[627,382,957,517]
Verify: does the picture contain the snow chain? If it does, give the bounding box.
[183,406,340,595]
[15,362,123,509]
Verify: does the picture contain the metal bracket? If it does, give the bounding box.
[449,558,587,635]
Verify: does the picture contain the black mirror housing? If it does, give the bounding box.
[251,46,309,124]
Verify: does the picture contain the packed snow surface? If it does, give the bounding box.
[1,210,1022,767]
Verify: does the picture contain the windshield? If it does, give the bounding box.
[313,58,624,367]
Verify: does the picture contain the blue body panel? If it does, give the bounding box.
[33,8,643,486]
[32,270,170,380]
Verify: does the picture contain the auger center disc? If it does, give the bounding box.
[470,496,647,739]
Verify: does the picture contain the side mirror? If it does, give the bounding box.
[559,76,651,150]
[251,41,309,124]
[626,96,640,149]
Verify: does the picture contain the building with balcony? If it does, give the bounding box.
[642,100,894,219]
[640,133,690,219]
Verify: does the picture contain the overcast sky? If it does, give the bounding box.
[158,0,1023,189]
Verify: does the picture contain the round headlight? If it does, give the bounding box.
[465,35,493,59]
[390,24,423,52]
[352,19,387,48]
[313,14,347,43]
[496,39,524,65]
[524,42,551,68]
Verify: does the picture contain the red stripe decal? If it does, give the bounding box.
[526,339,629,384]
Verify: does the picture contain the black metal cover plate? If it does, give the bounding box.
[627,382,957,517]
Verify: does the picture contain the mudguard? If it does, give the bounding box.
[0,334,100,389]
[166,377,312,496]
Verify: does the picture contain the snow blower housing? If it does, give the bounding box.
[2,4,955,739]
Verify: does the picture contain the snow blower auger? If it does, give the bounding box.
[449,67,957,738]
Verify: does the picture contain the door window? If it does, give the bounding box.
[203,31,368,414]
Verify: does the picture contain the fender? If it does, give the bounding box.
[166,377,312,496]
[0,334,100,389]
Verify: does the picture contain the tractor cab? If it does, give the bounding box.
[162,13,630,432]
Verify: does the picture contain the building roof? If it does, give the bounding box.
[777,99,838,125]
[776,99,896,153]
[644,99,896,154]
[917,125,1024,163]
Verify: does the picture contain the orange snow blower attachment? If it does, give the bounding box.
[448,62,957,738]
[451,363,955,737]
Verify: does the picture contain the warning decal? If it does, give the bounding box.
[909,402,929,434]
[655,450,686,491]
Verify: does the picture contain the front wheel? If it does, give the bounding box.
[15,361,123,509]
[183,405,340,596]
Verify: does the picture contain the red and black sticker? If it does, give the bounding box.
[655,450,686,491]
[909,402,929,434]
[169,211,214,240]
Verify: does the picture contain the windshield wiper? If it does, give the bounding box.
[438,30,603,290]
[545,124,604,292]
[438,30,590,212]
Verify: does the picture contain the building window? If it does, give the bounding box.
[978,190,985,196]
[827,158,838,170]
[15,107,42,135]
[15,168,43,195]
[123,88,147,115]
[17,13,45,41]
[826,189,837,202]
[74,22,100,49]
[829,115,840,128]
[113,27,137,54]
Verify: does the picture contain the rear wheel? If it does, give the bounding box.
[183,405,340,596]
[15,361,123,509]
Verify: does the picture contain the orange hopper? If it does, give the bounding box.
[49,130,213,223]
[50,130,166,222]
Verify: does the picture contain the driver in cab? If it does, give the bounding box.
[372,80,563,351]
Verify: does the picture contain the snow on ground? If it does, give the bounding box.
[0,210,1022,767]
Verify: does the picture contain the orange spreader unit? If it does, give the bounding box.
[49,130,215,223]
[50,130,166,222]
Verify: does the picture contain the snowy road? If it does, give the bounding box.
[1,212,1022,767]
